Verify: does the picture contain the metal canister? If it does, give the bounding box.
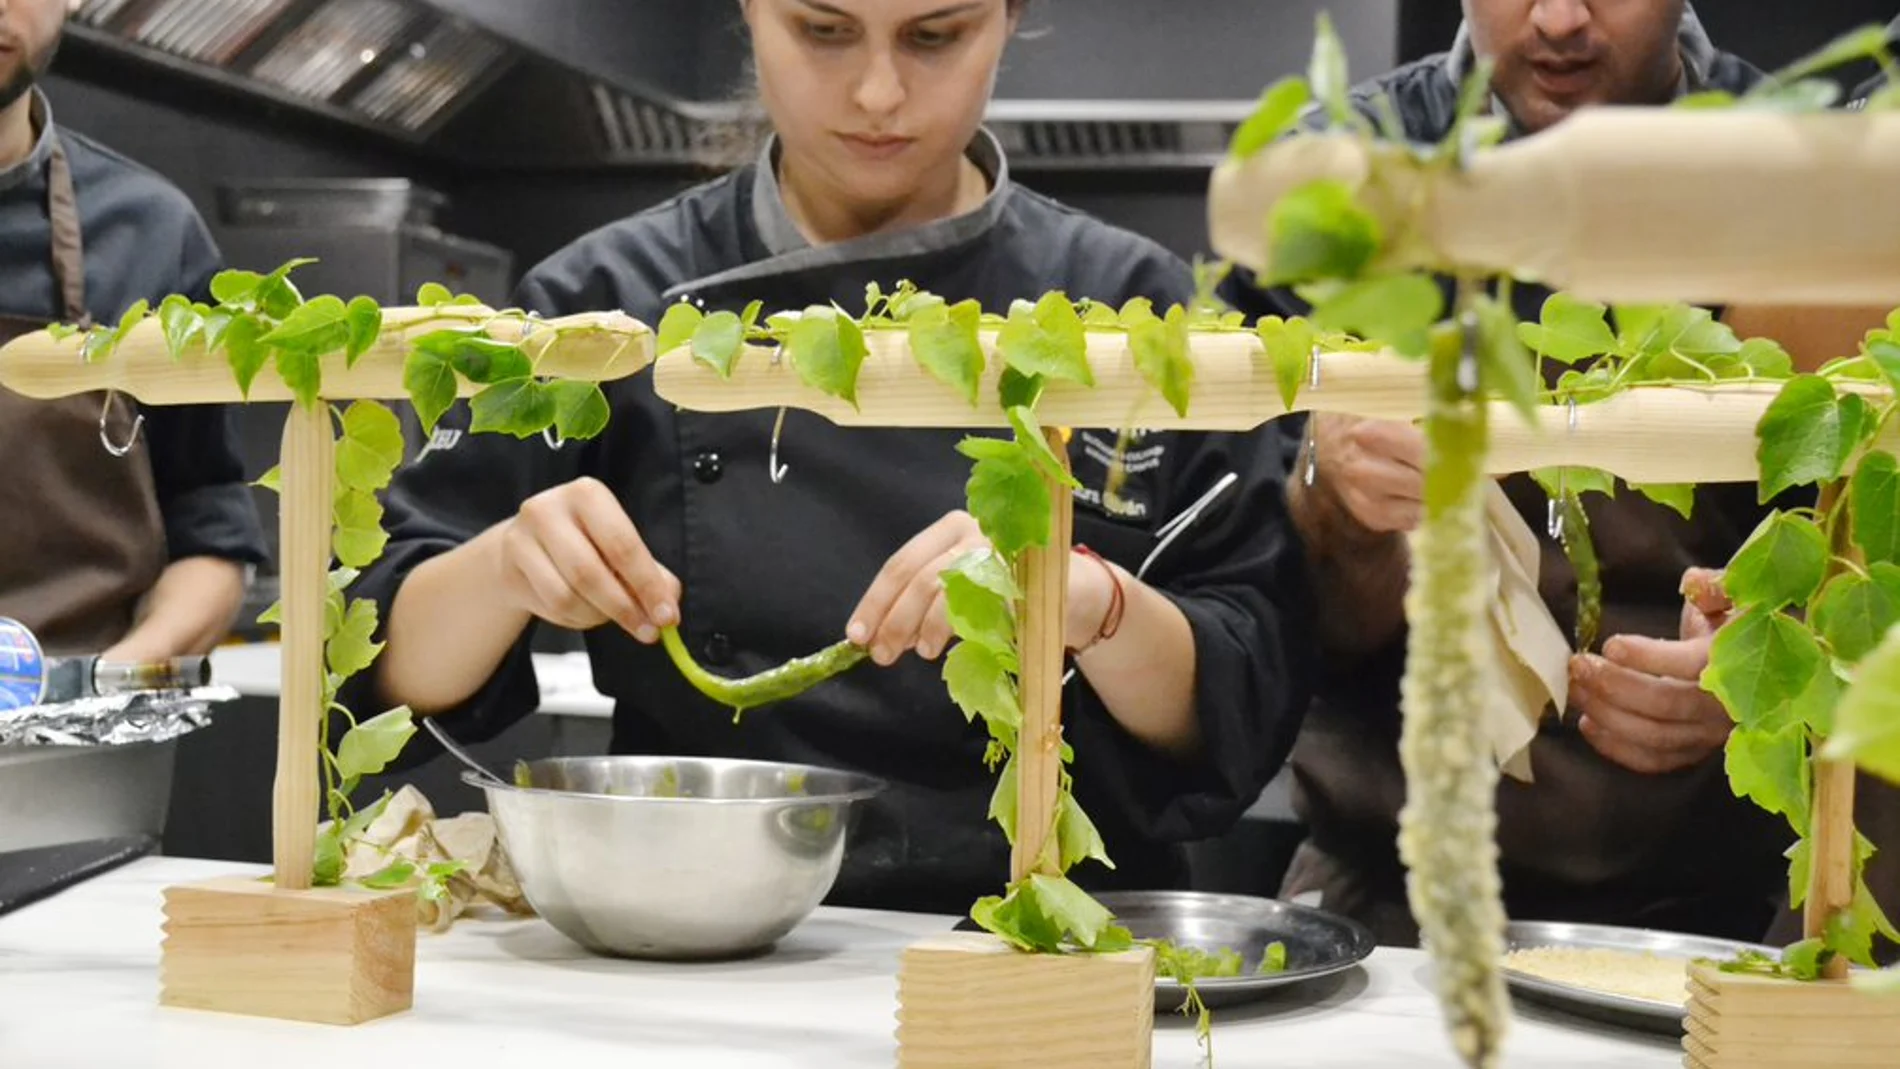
[0,616,47,711]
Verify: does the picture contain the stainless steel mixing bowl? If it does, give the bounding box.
[468,755,883,960]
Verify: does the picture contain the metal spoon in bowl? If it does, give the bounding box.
[421,716,511,787]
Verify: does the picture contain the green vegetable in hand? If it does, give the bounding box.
[659,625,868,719]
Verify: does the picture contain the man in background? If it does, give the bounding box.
[0,0,267,662]
[1222,1,1794,945]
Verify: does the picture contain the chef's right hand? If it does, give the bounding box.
[1300,413,1426,535]
[496,477,681,643]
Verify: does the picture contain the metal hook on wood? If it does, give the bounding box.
[98,388,142,458]
[768,406,791,485]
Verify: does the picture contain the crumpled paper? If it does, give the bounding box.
[0,685,236,747]
[1482,482,1572,782]
[328,785,536,930]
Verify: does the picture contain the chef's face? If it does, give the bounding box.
[745,0,1016,214]
[0,0,70,112]
[1464,0,1685,133]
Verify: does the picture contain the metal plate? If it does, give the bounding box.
[1098,890,1375,1008]
[1502,920,1777,1034]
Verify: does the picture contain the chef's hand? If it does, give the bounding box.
[497,477,682,643]
[846,511,1115,666]
[1570,567,1736,775]
[1297,413,1426,535]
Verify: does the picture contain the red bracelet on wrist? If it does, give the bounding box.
[1071,544,1125,655]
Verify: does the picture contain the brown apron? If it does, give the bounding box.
[1284,474,1797,947]
[0,134,165,656]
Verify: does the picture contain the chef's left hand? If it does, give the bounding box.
[846,511,1113,666]
[1569,567,1736,775]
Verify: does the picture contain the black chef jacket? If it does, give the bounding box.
[1217,13,1799,944]
[345,131,1317,915]
[0,91,266,571]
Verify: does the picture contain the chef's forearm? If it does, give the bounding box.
[104,556,246,661]
[376,525,535,716]
[1073,564,1201,759]
[1286,467,1412,657]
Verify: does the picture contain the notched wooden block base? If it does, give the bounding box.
[160,875,418,1025]
[1684,962,1900,1069]
[896,931,1156,1069]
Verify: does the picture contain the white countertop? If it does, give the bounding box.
[211,643,613,719]
[0,857,1684,1068]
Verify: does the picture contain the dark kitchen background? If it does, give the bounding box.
[58,0,1888,882]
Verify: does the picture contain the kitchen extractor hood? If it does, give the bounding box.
[62,0,1261,171]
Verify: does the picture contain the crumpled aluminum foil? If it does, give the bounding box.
[0,685,238,747]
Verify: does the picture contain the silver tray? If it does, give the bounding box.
[1502,920,1777,1034]
[1095,890,1376,1008]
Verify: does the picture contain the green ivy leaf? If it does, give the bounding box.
[1258,315,1317,413]
[326,598,384,679]
[1517,293,1618,365]
[1821,622,1900,782]
[255,260,313,321]
[786,307,869,407]
[988,752,1019,844]
[1005,406,1081,490]
[275,348,322,410]
[942,568,1017,660]
[211,269,264,307]
[1230,75,1311,160]
[1739,337,1795,379]
[1866,339,1900,394]
[158,294,202,360]
[1631,483,1696,520]
[1308,11,1353,126]
[1813,571,1900,664]
[260,294,350,357]
[335,401,405,494]
[1725,722,1812,837]
[943,640,1022,731]
[420,331,529,384]
[334,707,416,782]
[909,299,985,406]
[1702,608,1827,732]
[1756,375,1855,502]
[690,310,745,378]
[1476,291,1539,421]
[1057,791,1114,871]
[470,378,555,438]
[312,826,346,885]
[1265,178,1381,286]
[344,296,381,367]
[959,438,1051,556]
[1530,467,1617,502]
[1027,873,1114,950]
[547,380,611,441]
[1129,303,1194,417]
[332,488,388,569]
[1769,25,1894,88]
[997,292,1092,386]
[402,346,457,436]
[1310,274,1443,358]
[416,282,454,307]
[656,302,703,356]
[358,859,417,890]
[1788,837,1813,911]
[1723,512,1829,611]
[970,881,1063,953]
[201,306,236,352]
[254,465,282,493]
[998,367,1044,410]
[1852,451,1900,565]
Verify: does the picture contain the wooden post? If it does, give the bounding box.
[272,401,331,890]
[1808,481,1861,981]
[1011,428,1073,882]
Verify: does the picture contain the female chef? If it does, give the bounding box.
[343,0,1316,915]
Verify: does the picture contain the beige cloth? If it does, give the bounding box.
[327,786,535,930]
[1483,482,1572,780]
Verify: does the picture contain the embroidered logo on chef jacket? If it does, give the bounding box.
[1071,429,1161,523]
[417,427,463,460]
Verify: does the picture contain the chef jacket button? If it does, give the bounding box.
[703,632,733,666]
[693,449,724,483]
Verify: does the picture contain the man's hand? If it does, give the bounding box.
[1306,413,1426,535]
[1571,567,1736,775]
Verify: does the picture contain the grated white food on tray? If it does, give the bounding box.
[1503,946,1690,1005]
